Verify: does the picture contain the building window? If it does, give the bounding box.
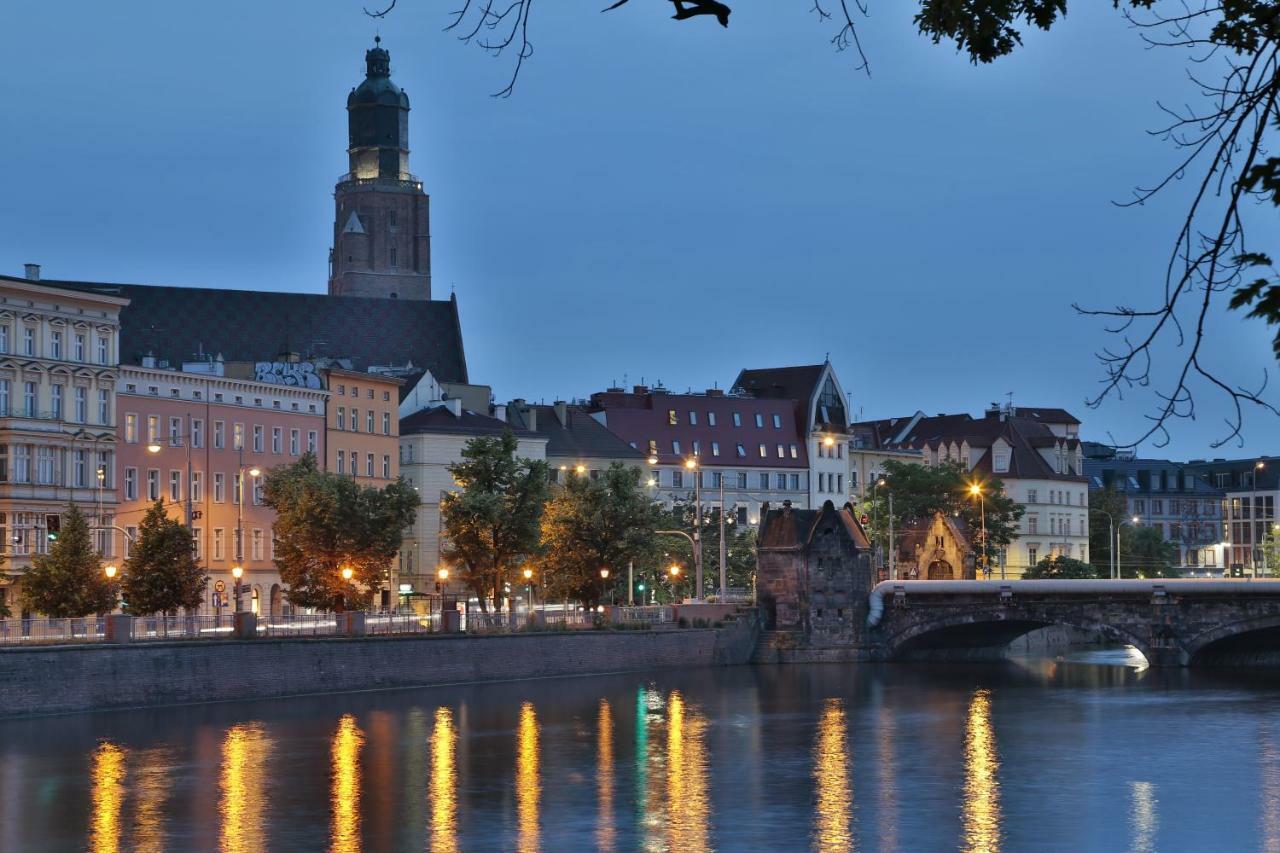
[233,423,244,451]
[789,444,798,459]
[307,430,318,453]
[708,412,717,426]
[97,389,109,425]
[51,385,63,421]
[711,441,720,457]
[351,409,360,433]
[692,440,700,456]
[772,414,782,429]
[0,380,8,415]
[337,407,345,430]
[1028,515,1039,534]
[213,472,225,503]
[290,429,300,456]
[758,443,767,458]
[672,441,681,456]
[23,382,35,418]
[382,412,391,435]
[213,528,225,561]
[366,410,374,432]
[755,414,764,428]
[169,470,182,502]
[252,425,264,453]
[775,473,786,489]
[736,444,746,458]
[777,444,785,459]
[1028,546,1038,566]
[271,427,282,454]
[732,412,742,427]
[689,411,698,426]
[337,450,345,475]
[668,410,677,426]
[213,420,225,449]
[147,469,160,501]
[0,325,9,353]
[13,446,28,484]
[790,473,801,490]
[74,334,84,361]
[23,327,34,356]
[169,417,182,446]
[382,455,391,478]
[252,529,264,561]
[96,337,108,365]
[49,330,61,360]
[191,471,203,502]
[366,453,375,477]
[389,246,398,268]
[672,470,683,489]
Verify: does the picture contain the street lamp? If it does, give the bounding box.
[1255,461,1268,578]
[104,564,117,579]
[685,455,703,600]
[968,482,991,579]
[523,567,534,612]
[231,565,243,613]
[600,567,612,604]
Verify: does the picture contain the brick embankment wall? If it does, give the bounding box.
[0,627,755,719]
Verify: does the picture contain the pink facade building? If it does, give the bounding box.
[116,363,327,617]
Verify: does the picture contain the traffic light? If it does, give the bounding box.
[637,583,646,592]
[45,514,60,542]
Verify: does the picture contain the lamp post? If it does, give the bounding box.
[523,567,533,612]
[600,567,611,605]
[668,564,681,602]
[968,482,991,579]
[146,418,194,529]
[234,449,261,584]
[1095,509,1117,580]
[231,565,243,613]
[104,564,118,613]
[685,456,703,601]
[1254,461,1267,578]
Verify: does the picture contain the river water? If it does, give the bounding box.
[2,649,1279,851]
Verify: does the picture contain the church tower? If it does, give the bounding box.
[329,39,431,300]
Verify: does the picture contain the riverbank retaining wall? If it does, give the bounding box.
[0,624,758,719]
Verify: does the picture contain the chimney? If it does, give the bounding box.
[525,406,537,432]
[445,398,462,417]
[706,388,724,397]
[493,403,507,423]
[553,400,568,427]
[23,263,40,281]
[633,385,649,395]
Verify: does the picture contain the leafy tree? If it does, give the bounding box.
[860,460,1023,571]
[440,432,549,613]
[119,501,206,616]
[1023,556,1100,580]
[19,504,114,618]
[644,501,757,601]
[537,463,665,605]
[1120,526,1181,579]
[264,453,420,610]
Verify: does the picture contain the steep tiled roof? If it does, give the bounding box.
[733,365,825,402]
[2,275,469,383]
[506,404,645,462]
[758,500,869,550]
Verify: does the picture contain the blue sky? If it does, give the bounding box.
[2,1,1276,458]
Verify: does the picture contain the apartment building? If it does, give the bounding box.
[116,362,327,617]
[0,268,126,616]
[320,366,402,485]
[1183,456,1278,575]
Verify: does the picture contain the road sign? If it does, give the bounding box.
[214,579,226,593]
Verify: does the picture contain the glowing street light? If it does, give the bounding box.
[340,566,354,582]
[823,435,835,448]
[232,565,244,613]
[968,482,990,579]
[104,564,117,579]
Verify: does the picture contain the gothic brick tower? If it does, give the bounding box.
[328,38,432,300]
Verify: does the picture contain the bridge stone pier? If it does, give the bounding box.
[867,579,1280,667]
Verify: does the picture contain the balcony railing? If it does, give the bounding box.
[335,171,423,191]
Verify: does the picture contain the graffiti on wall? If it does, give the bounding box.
[254,361,323,389]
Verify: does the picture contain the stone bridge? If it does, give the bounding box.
[867,579,1280,667]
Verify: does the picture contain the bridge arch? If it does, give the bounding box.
[879,609,1155,664]
[1185,614,1280,666]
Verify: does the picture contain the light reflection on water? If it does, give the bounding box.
[23,662,1280,851]
[429,707,457,853]
[962,688,1001,853]
[89,741,126,853]
[666,690,711,852]
[516,701,540,853]
[330,714,363,853]
[813,698,853,852]
[219,723,270,853]
[597,699,615,851]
